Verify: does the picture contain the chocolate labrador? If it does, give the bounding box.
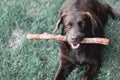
[53,0,120,80]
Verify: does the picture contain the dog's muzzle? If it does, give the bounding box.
[66,33,85,49]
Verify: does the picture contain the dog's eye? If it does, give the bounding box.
[66,22,73,29]
[78,21,84,28]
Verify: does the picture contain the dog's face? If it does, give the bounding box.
[64,12,95,49]
[53,12,97,49]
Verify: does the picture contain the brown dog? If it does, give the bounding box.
[53,0,120,80]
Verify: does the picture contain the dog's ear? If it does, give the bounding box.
[53,13,67,33]
[86,12,97,36]
[86,12,104,37]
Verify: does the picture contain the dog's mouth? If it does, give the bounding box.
[69,41,80,49]
[68,37,85,49]
[66,33,85,49]
[68,38,84,49]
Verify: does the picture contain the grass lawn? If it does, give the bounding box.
[0,0,120,80]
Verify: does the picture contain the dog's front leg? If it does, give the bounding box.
[82,61,99,80]
[54,63,74,80]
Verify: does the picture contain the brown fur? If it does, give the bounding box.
[53,0,120,80]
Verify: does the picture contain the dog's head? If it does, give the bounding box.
[53,12,98,49]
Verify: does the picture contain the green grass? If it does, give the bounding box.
[0,0,120,80]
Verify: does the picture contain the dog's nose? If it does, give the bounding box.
[71,36,79,41]
[71,34,85,41]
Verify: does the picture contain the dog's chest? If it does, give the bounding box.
[68,50,86,65]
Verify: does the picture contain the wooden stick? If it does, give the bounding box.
[26,33,109,45]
